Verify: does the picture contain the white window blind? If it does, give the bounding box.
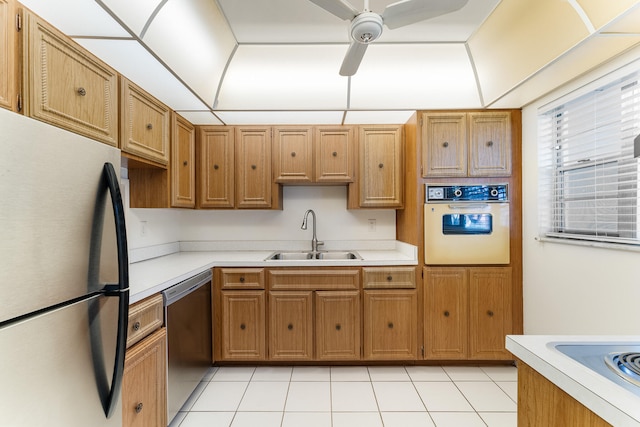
[538,70,640,246]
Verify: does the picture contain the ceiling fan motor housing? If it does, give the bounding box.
[351,11,383,44]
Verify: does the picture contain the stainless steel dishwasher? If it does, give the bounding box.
[162,269,213,424]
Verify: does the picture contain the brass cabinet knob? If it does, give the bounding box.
[335,324,341,331]
[213,164,219,170]
[332,151,338,157]
[135,402,143,414]
[133,321,141,331]
[378,163,384,168]
[487,310,494,317]
[443,141,449,147]
[487,140,494,147]
[146,123,153,130]
[251,164,257,170]
[386,275,393,281]
[240,323,246,330]
[183,160,188,166]
[388,322,394,329]
[76,87,86,96]
[444,311,450,317]
[288,323,294,330]
[291,152,296,157]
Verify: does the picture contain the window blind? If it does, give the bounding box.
[538,70,640,246]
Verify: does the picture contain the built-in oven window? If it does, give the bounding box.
[442,213,493,235]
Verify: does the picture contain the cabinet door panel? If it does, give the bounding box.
[314,127,355,183]
[273,127,313,183]
[269,291,313,360]
[197,126,234,208]
[469,267,512,359]
[171,113,195,208]
[422,113,467,177]
[424,267,468,359]
[358,125,403,208]
[316,291,360,360]
[236,127,272,208]
[222,291,266,360]
[363,290,417,360]
[468,112,512,176]
[0,0,18,112]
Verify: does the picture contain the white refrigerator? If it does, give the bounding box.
[0,108,128,426]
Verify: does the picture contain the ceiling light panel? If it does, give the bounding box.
[216,111,345,125]
[19,0,128,37]
[98,0,163,36]
[175,111,223,125]
[76,39,207,111]
[143,0,237,107]
[344,110,415,124]
[349,44,480,110]
[575,0,639,30]
[216,45,349,110]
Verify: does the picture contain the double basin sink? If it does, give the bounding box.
[266,250,361,261]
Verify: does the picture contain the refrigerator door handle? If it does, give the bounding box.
[101,162,129,418]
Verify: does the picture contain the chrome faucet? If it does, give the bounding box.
[301,209,324,253]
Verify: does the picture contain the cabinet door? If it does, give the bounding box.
[422,112,467,177]
[197,126,235,208]
[0,0,17,112]
[221,290,266,360]
[273,126,313,183]
[314,126,355,183]
[120,77,170,166]
[468,267,513,359]
[315,291,360,360]
[123,328,167,427]
[358,125,404,208]
[468,112,512,176]
[236,127,272,208]
[269,291,313,360]
[22,9,118,146]
[423,267,468,360]
[363,290,417,360]
[171,113,195,208]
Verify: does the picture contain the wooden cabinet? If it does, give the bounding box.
[267,268,361,361]
[236,127,280,209]
[123,295,166,427]
[21,7,118,146]
[353,125,404,208]
[422,111,511,177]
[197,126,235,208]
[273,126,314,183]
[1,0,18,112]
[363,266,417,360]
[314,126,356,183]
[424,267,513,360]
[171,112,195,208]
[217,268,266,361]
[120,77,170,166]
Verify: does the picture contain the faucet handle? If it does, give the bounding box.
[317,240,325,249]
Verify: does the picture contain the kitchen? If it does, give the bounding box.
[1,0,639,426]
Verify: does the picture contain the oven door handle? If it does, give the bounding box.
[447,203,490,210]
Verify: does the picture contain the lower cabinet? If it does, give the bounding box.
[221,290,266,360]
[424,266,513,360]
[316,291,360,360]
[269,291,314,360]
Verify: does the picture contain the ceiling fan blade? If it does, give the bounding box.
[339,41,368,76]
[382,0,468,29]
[307,0,359,20]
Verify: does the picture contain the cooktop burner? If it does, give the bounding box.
[605,352,640,387]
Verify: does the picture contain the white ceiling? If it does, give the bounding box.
[17,0,640,125]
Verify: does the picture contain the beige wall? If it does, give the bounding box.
[521,46,640,335]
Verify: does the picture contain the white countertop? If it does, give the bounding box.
[128,240,417,303]
[507,335,640,426]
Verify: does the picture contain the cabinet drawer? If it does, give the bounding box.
[127,294,164,348]
[221,268,265,289]
[363,267,415,289]
[268,269,360,291]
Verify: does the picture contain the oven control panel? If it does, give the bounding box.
[426,184,508,202]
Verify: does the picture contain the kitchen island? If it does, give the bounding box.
[507,335,640,426]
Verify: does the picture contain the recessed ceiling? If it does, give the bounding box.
[16,0,640,125]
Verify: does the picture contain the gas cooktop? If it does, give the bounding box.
[554,343,640,398]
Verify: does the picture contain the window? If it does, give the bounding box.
[538,70,640,247]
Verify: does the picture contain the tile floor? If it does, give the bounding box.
[169,365,518,427]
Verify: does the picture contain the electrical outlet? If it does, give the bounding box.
[368,219,376,232]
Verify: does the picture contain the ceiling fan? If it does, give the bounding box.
[308,0,469,76]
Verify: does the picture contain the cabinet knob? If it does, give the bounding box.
[386,275,393,281]
[387,322,394,329]
[378,163,384,169]
[290,151,296,157]
[183,160,188,166]
[487,140,494,147]
[442,141,449,148]
[332,151,338,157]
[213,164,219,170]
[240,323,246,330]
[443,311,450,317]
[76,87,86,96]
[487,310,494,317]
[132,321,141,331]
[288,323,294,330]
[239,277,245,283]
[251,164,257,170]
[135,402,143,414]
[335,324,341,331]
[146,123,153,130]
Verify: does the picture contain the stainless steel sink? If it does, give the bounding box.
[266,251,361,261]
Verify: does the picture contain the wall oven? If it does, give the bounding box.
[424,184,510,265]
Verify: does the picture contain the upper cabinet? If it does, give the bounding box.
[422,111,512,177]
[197,126,235,208]
[314,126,356,183]
[120,77,170,166]
[21,7,118,146]
[0,0,18,112]
[273,126,314,183]
[355,125,404,209]
[171,112,195,208]
[235,126,278,209]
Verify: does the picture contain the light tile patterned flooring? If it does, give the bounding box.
[169,365,517,427]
